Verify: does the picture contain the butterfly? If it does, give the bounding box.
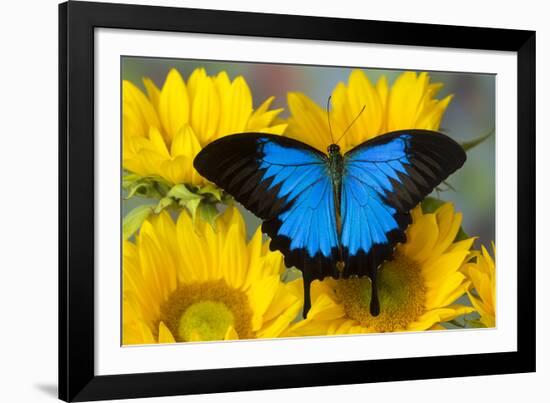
[193,129,466,317]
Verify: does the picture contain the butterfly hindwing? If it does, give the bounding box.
[194,134,340,311]
[340,130,466,284]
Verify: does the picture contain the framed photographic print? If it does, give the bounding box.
[59,1,535,401]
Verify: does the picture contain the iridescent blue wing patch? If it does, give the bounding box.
[194,134,340,312]
[340,130,466,313]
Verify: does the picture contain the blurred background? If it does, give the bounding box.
[122,57,495,248]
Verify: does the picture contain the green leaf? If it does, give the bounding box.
[125,181,157,199]
[122,204,155,240]
[122,173,173,200]
[448,319,466,328]
[154,181,172,196]
[123,174,169,200]
[455,226,469,242]
[122,173,143,188]
[440,180,456,192]
[465,319,487,328]
[154,197,174,214]
[198,202,219,228]
[167,183,225,223]
[181,198,202,221]
[221,193,234,203]
[197,183,224,202]
[461,128,494,152]
[167,184,205,219]
[167,184,203,203]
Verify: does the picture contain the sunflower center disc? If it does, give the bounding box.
[335,253,426,332]
[178,301,234,341]
[159,280,254,342]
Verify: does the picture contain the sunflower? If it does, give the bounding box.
[285,70,453,153]
[461,244,496,328]
[285,203,474,336]
[123,206,302,344]
[123,67,287,187]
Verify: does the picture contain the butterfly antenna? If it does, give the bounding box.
[335,105,366,145]
[327,96,335,144]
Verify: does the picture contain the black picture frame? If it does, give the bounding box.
[59,1,536,401]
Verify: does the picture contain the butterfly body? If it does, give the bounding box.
[326,144,344,253]
[194,130,466,318]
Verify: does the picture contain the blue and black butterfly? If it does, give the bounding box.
[193,129,466,317]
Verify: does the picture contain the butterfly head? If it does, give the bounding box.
[327,143,341,156]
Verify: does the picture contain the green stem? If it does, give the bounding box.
[461,128,495,152]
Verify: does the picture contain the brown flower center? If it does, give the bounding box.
[335,253,426,332]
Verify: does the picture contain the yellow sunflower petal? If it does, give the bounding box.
[262,278,302,323]
[345,69,383,141]
[417,95,453,130]
[400,213,439,262]
[423,251,470,283]
[143,77,161,111]
[286,318,333,337]
[219,209,249,289]
[448,237,476,253]
[257,123,288,134]
[160,156,193,185]
[286,92,331,152]
[248,274,281,331]
[123,80,161,138]
[170,124,202,158]
[242,228,264,290]
[123,320,155,345]
[148,126,170,159]
[461,244,496,327]
[187,67,207,102]
[159,68,190,141]
[409,305,474,331]
[137,220,178,303]
[175,211,211,283]
[190,75,220,143]
[217,76,253,136]
[305,292,345,321]
[247,96,284,130]
[376,76,389,130]
[256,297,301,338]
[224,326,239,340]
[386,71,420,131]
[425,272,468,308]
[158,321,176,343]
[430,203,462,257]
